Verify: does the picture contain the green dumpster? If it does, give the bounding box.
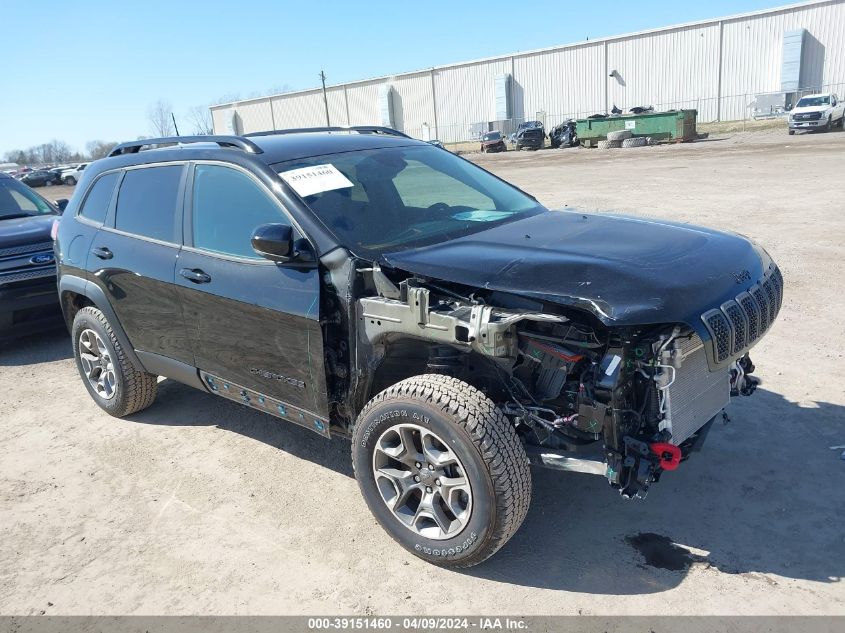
[576,109,697,146]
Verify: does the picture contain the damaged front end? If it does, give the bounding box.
[349,265,765,500]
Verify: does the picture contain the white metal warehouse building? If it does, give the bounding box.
[211,0,845,142]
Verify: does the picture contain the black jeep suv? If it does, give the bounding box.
[56,128,782,567]
[514,120,545,150]
[0,173,64,339]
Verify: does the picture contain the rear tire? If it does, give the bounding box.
[72,307,158,417]
[352,374,531,568]
[64,176,77,186]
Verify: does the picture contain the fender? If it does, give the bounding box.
[59,274,146,372]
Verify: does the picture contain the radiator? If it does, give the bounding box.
[660,335,730,444]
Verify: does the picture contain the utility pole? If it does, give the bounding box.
[320,70,331,126]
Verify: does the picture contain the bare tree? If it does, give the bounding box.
[86,140,118,160]
[49,139,73,162]
[3,141,81,166]
[187,105,213,135]
[4,149,28,164]
[147,99,176,137]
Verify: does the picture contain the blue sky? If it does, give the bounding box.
[2,0,789,155]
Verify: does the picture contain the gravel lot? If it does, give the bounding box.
[1,129,843,615]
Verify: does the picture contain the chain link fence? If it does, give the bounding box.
[402,81,845,146]
[214,80,845,150]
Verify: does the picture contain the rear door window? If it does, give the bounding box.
[114,165,183,243]
[78,172,119,225]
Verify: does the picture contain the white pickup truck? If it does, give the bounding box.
[60,162,89,185]
[788,93,845,134]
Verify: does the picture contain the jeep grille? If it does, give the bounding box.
[700,263,783,367]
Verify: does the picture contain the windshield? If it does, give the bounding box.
[275,144,544,257]
[0,177,55,219]
[482,132,501,141]
[796,96,830,107]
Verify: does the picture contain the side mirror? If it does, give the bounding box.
[251,223,295,262]
[54,198,69,213]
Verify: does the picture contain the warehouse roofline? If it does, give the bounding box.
[210,0,837,110]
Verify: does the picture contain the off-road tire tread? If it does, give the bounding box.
[352,374,531,568]
[597,140,622,149]
[607,129,633,142]
[621,137,647,148]
[74,307,157,417]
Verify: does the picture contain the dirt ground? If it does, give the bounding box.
[1,128,843,616]
[34,182,76,205]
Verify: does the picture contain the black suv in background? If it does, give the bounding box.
[0,173,65,339]
[56,128,781,568]
[514,120,545,150]
[18,170,59,188]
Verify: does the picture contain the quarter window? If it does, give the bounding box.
[191,164,286,258]
[114,165,183,242]
[8,190,38,212]
[79,172,119,224]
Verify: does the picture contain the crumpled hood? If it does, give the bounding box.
[0,215,56,249]
[381,210,770,332]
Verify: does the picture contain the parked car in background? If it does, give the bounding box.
[515,121,545,150]
[49,167,68,182]
[788,93,844,134]
[0,173,65,340]
[61,162,89,185]
[480,131,506,152]
[19,170,59,187]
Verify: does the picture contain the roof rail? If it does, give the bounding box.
[108,135,264,157]
[244,126,411,139]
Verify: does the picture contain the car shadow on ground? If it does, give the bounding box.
[0,327,71,366]
[128,380,844,595]
[465,389,845,593]
[127,378,354,478]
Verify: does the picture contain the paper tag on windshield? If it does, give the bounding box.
[279,164,354,197]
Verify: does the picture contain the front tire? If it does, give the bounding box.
[352,374,531,568]
[72,306,158,417]
[64,176,77,185]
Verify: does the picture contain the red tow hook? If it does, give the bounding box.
[650,442,682,471]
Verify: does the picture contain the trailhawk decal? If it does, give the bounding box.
[200,371,330,438]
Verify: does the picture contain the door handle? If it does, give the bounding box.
[179,268,211,284]
[91,247,113,260]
